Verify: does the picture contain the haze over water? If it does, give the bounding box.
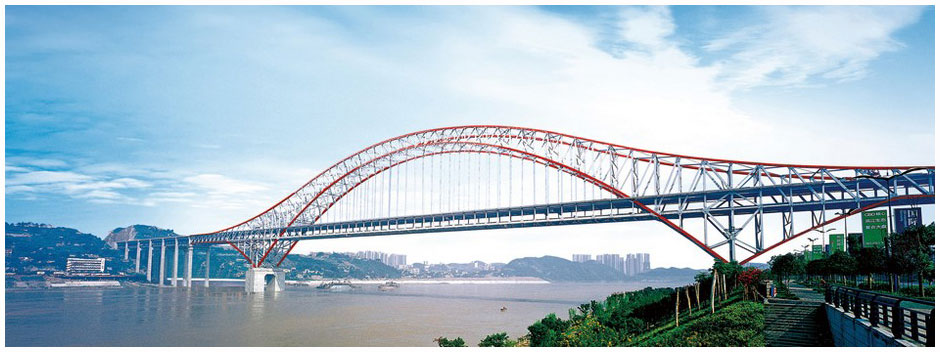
[6,282,680,347]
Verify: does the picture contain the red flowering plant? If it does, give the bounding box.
[737,268,763,301]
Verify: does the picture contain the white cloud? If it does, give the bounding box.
[184,174,268,195]
[5,165,32,173]
[6,170,93,185]
[619,6,675,49]
[4,168,153,204]
[116,136,145,142]
[5,185,36,194]
[6,157,69,169]
[706,6,925,89]
[180,174,272,211]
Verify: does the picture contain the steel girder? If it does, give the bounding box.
[182,125,934,266]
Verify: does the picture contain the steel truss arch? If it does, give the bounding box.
[187,126,934,267]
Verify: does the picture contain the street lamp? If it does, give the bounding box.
[834,210,851,251]
[813,228,836,255]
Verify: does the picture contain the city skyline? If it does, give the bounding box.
[5,5,935,268]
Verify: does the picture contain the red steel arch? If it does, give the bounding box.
[194,125,933,267]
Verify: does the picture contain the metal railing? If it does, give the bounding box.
[825,285,934,346]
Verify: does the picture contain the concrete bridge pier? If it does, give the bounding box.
[146,240,153,282]
[185,245,193,287]
[245,267,286,293]
[204,246,210,288]
[135,242,141,273]
[159,239,166,286]
[124,242,129,261]
[172,239,179,287]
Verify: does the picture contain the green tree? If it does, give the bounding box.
[713,260,744,289]
[805,259,831,282]
[769,253,802,287]
[826,251,857,285]
[695,270,712,284]
[436,337,467,347]
[527,313,569,347]
[478,332,514,347]
[853,246,887,289]
[888,223,935,297]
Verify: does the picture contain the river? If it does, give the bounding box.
[6,281,681,346]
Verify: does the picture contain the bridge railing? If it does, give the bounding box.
[825,285,934,346]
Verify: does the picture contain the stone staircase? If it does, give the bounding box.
[764,298,832,347]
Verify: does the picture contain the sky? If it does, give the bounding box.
[5,5,936,269]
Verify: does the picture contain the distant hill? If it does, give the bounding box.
[130,249,402,280]
[5,222,129,273]
[744,262,769,270]
[500,256,628,282]
[104,225,178,247]
[631,267,706,285]
[280,252,402,280]
[6,222,402,279]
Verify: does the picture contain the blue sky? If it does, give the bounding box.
[5,6,935,267]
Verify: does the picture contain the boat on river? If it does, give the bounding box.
[378,281,400,291]
[317,280,358,290]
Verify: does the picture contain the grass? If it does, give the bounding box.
[623,290,768,347]
[631,300,765,347]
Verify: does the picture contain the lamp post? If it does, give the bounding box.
[834,210,851,252]
[813,228,836,255]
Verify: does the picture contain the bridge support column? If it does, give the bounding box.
[185,245,193,287]
[204,246,211,288]
[135,242,141,273]
[172,239,179,287]
[124,242,129,261]
[159,239,166,286]
[146,240,153,282]
[245,267,286,293]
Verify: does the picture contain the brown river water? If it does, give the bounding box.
[6,281,682,346]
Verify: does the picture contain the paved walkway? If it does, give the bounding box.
[788,283,826,302]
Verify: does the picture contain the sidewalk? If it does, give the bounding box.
[788,283,826,302]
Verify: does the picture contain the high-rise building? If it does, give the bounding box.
[620,253,651,276]
[350,251,407,268]
[595,254,623,273]
[572,254,592,263]
[386,254,407,268]
[624,254,634,276]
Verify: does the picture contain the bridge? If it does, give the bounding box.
[114,125,934,292]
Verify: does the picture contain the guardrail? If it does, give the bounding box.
[825,285,934,346]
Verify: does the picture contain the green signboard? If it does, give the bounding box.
[829,234,845,253]
[862,210,888,248]
[811,245,823,260]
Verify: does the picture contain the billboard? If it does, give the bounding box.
[862,210,888,248]
[894,208,922,234]
[829,233,845,253]
[811,245,823,260]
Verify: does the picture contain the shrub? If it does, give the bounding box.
[478,332,514,347]
[527,313,569,347]
[435,337,466,347]
[560,315,621,347]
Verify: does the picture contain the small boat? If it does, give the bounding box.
[317,280,357,290]
[500,306,508,312]
[378,281,400,291]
